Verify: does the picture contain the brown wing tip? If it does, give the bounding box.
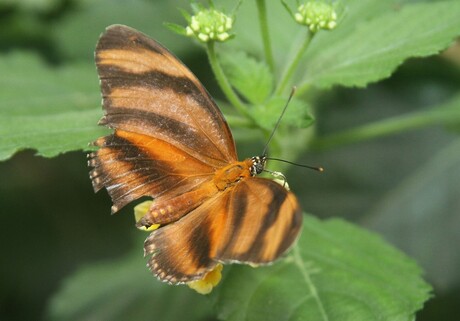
[145,250,192,285]
[146,260,183,285]
[143,233,209,285]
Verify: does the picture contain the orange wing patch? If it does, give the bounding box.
[89,129,215,213]
[143,178,302,284]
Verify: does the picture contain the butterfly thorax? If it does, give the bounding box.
[213,158,261,191]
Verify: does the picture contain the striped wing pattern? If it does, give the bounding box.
[89,129,216,213]
[144,178,302,283]
[96,25,236,164]
[90,25,237,213]
[89,25,303,285]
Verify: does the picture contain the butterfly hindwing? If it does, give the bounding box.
[144,177,302,284]
[215,178,302,264]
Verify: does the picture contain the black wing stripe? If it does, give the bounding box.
[100,107,221,160]
[96,24,163,54]
[218,184,249,258]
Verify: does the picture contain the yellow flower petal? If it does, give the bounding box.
[187,264,223,295]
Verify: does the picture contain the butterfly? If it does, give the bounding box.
[88,25,302,284]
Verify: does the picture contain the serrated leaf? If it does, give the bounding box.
[220,50,273,104]
[214,216,432,321]
[47,250,213,321]
[301,1,460,88]
[249,96,313,131]
[0,52,106,160]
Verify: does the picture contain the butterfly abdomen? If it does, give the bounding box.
[138,159,254,228]
[137,181,218,228]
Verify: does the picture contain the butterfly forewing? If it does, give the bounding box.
[95,25,237,165]
[91,25,238,212]
[89,129,216,213]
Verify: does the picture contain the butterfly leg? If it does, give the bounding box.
[263,169,289,189]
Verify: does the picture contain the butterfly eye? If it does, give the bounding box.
[250,156,266,176]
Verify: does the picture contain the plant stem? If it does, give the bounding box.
[311,106,460,150]
[256,0,275,74]
[275,30,313,95]
[206,42,252,120]
[224,114,254,129]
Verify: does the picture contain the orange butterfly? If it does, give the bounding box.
[88,25,302,284]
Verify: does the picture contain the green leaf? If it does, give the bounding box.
[214,216,432,321]
[366,138,460,292]
[51,0,192,61]
[220,50,273,104]
[219,0,397,71]
[301,1,460,88]
[164,22,188,36]
[0,52,106,160]
[249,96,314,131]
[312,94,460,150]
[47,250,213,321]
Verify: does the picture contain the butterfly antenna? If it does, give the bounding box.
[261,87,324,173]
[261,86,297,157]
[265,157,324,172]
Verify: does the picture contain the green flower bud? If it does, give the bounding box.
[185,9,234,43]
[294,1,337,32]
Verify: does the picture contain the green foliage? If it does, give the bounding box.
[47,217,431,321]
[249,96,314,131]
[51,0,187,61]
[301,1,460,89]
[214,216,431,321]
[367,138,460,291]
[1,0,61,12]
[2,0,460,320]
[220,50,273,105]
[312,94,460,149]
[2,0,460,160]
[0,52,107,160]
[47,250,214,321]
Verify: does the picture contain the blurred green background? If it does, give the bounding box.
[1,0,459,320]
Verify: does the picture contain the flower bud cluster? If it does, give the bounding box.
[294,1,337,32]
[186,9,233,42]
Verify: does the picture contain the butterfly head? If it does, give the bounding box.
[250,155,267,176]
